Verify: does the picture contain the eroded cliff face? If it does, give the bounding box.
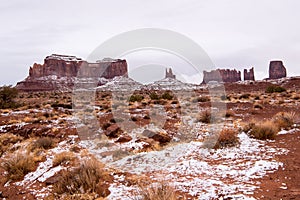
[203,69,241,83]
[16,54,128,91]
[269,61,287,79]
[244,67,255,81]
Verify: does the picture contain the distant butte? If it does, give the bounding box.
[16,54,128,91]
[269,61,287,79]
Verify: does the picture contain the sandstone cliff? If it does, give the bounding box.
[16,54,128,91]
[269,61,287,79]
[203,69,241,83]
[244,67,255,81]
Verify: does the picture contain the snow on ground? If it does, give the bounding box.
[105,132,288,199]
[13,135,79,199]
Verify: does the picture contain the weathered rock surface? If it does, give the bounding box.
[16,54,128,91]
[142,129,171,144]
[244,67,255,81]
[203,69,241,83]
[269,61,287,79]
[165,68,176,79]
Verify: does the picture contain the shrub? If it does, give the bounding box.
[135,182,177,200]
[273,112,295,130]
[0,133,22,157]
[253,103,264,109]
[32,137,55,150]
[161,92,173,100]
[239,93,250,99]
[266,85,286,93]
[248,120,278,140]
[52,152,75,167]
[197,110,212,123]
[2,153,36,181]
[225,110,235,118]
[129,95,144,102]
[214,128,239,149]
[149,92,160,100]
[53,159,112,197]
[0,85,19,109]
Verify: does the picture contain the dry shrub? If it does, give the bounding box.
[53,159,112,197]
[225,110,235,118]
[31,137,55,150]
[135,181,177,200]
[248,120,278,140]
[0,133,22,156]
[197,110,212,123]
[214,128,239,149]
[52,151,75,167]
[1,153,36,181]
[273,112,295,130]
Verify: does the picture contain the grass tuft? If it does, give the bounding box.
[2,153,36,181]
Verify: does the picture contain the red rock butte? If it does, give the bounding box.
[16,54,128,91]
[269,60,287,79]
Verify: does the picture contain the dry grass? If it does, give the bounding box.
[135,181,177,200]
[214,128,240,149]
[1,153,36,181]
[248,120,279,140]
[196,110,212,123]
[53,158,112,197]
[0,133,22,156]
[52,151,75,167]
[273,112,296,130]
[31,137,55,151]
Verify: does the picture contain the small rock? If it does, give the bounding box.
[142,129,171,144]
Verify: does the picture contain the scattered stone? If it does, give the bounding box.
[115,135,132,143]
[142,129,171,144]
[105,124,122,138]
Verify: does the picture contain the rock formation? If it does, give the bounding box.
[16,54,128,91]
[244,67,255,81]
[203,69,241,83]
[269,61,287,79]
[165,68,176,79]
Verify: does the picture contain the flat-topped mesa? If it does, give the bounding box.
[16,54,128,91]
[203,69,241,83]
[244,67,255,81]
[269,60,287,79]
[29,54,84,78]
[165,68,176,79]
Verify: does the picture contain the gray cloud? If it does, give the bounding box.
[1,0,299,85]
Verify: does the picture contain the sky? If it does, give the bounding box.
[1,0,300,85]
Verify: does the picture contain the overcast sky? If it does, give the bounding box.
[1,0,300,85]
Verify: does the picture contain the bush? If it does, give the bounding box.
[161,92,173,100]
[53,159,112,197]
[135,182,177,200]
[273,112,295,130]
[32,137,55,150]
[197,110,212,123]
[0,85,19,109]
[52,152,75,167]
[2,153,36,181]
[239,93,250,99]
[248,120,278,140]
[149,92,160,100]
[0,133,22,157]
[266,85,286,93]
[214,128,239,149]
[129,95,144,102]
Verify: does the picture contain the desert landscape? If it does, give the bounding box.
[0,54,299,200]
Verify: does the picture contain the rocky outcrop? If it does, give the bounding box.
[16,54,128,91]
[165,68,176,79]
[203,69,241,83]
[244,67,255,81]
[269,61,287,79]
